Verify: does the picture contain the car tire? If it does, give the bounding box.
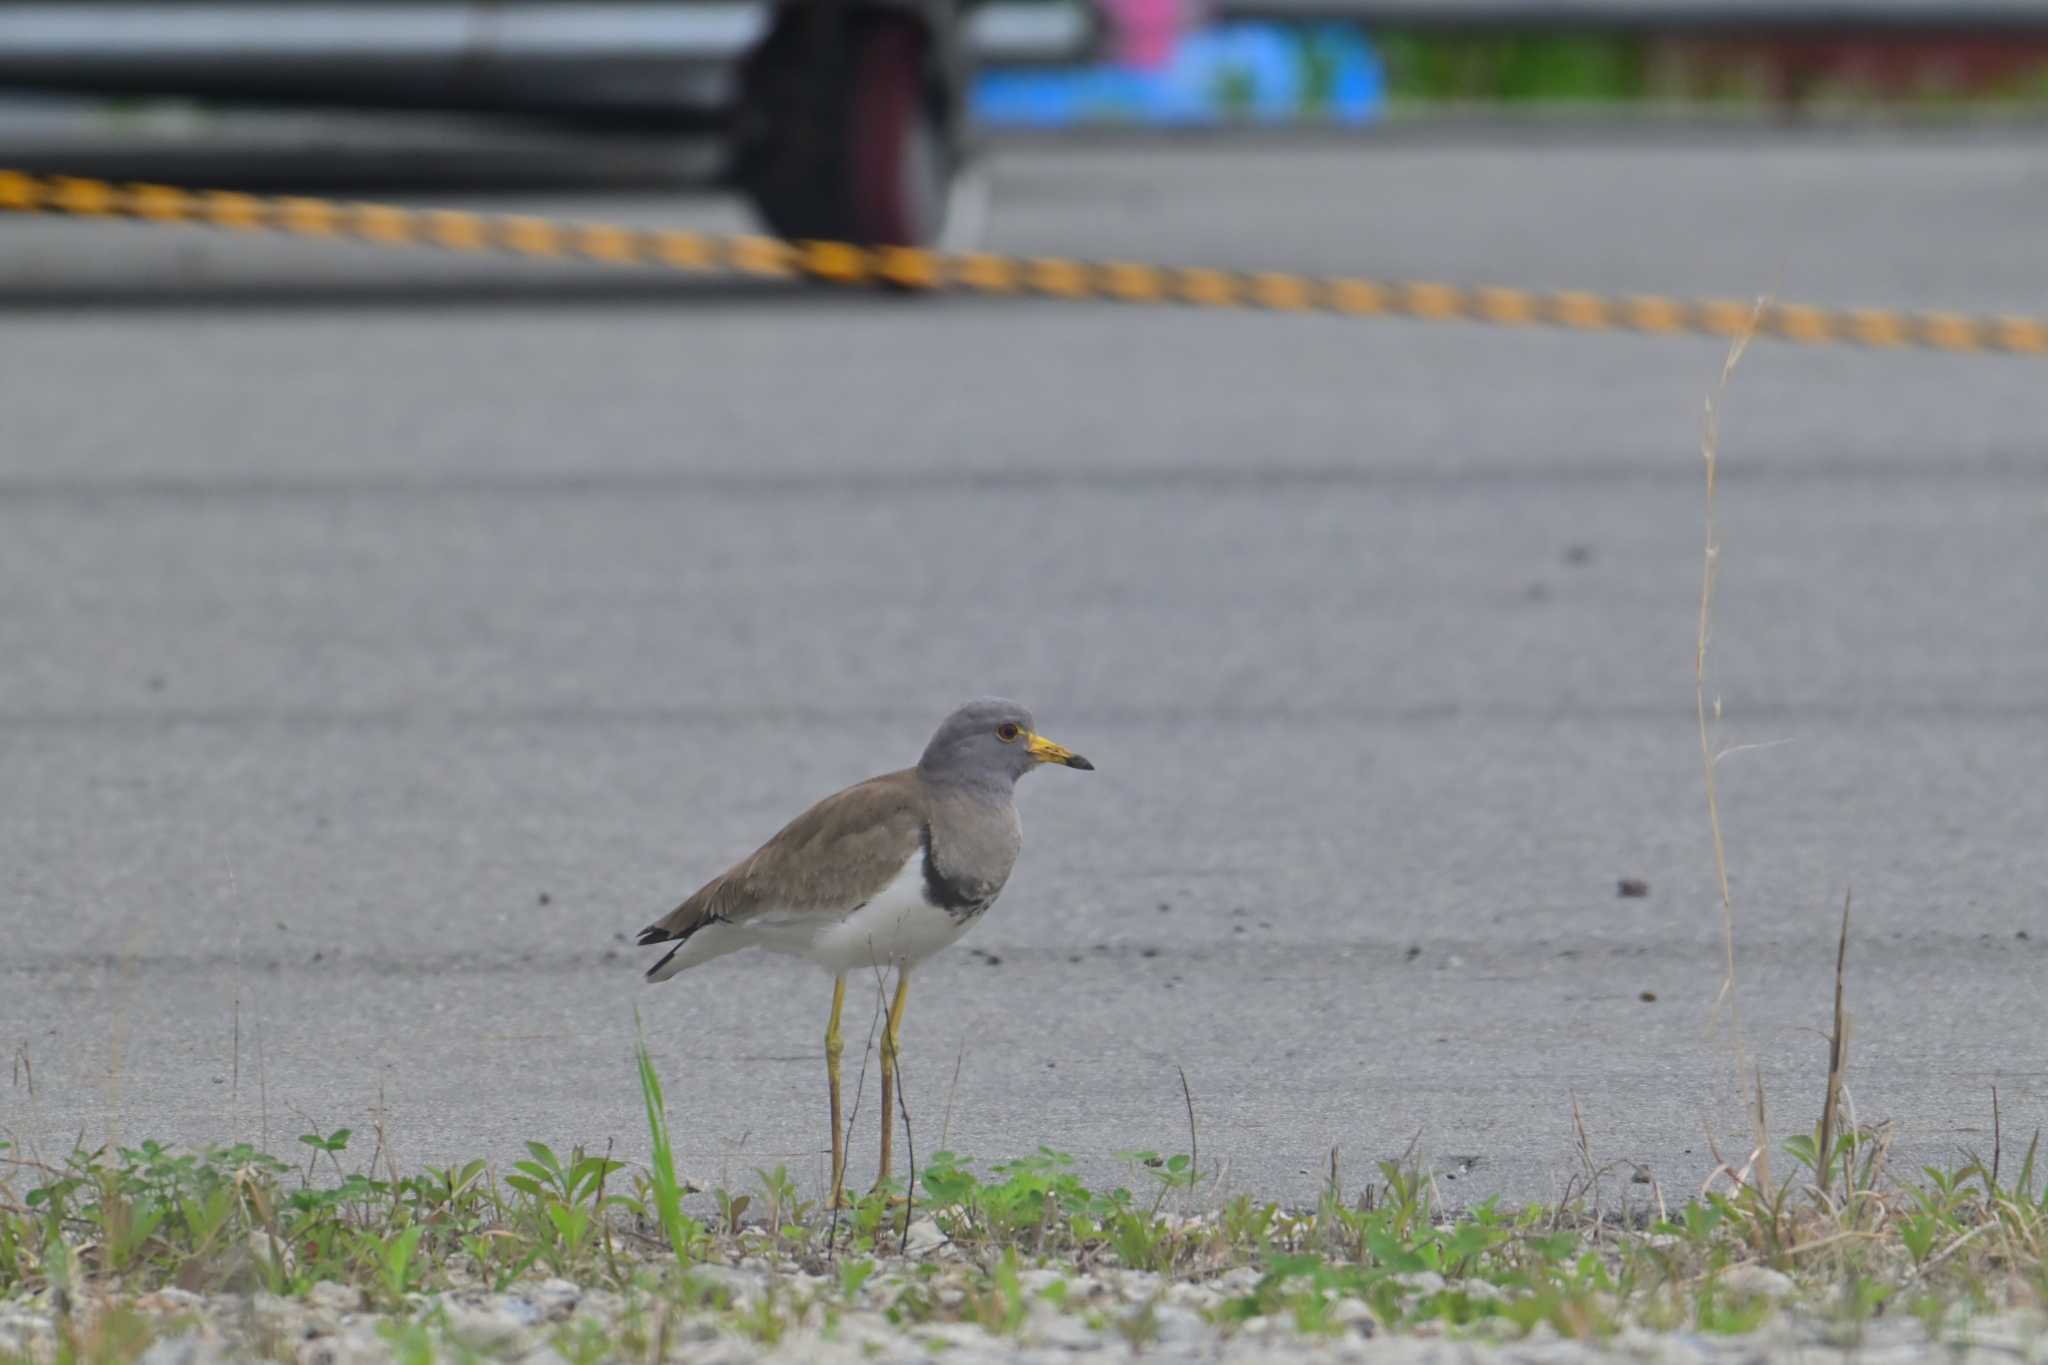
[736,9,952,249]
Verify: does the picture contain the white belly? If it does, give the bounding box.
[746,855,978,975]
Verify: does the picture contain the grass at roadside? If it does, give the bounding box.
[3,1035,2045,1361]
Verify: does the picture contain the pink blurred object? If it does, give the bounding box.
[1107,0,1188,67]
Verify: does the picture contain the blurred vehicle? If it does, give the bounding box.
[0,0,1097,244]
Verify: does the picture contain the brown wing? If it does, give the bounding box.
[635,768,926,949]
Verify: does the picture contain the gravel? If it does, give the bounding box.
[5,1256,2044,1364]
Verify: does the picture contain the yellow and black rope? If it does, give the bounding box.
[4,168,2042,355]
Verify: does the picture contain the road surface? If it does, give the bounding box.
[4,128,2046,1208]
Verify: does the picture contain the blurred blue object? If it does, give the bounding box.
[972,22,1384,127]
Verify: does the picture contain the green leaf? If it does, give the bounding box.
[918,1153,979,1207]
[635,1020,700,1267]
[386,1224,422,1279]
[548,1203,591,1248]
[1899,1213,1940,1263]
[838,1257,876,1298]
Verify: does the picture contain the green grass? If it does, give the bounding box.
[5,916,2042,1356]
[6,910,2044,1361]
[1377,32,1649,104]
[633,1014,705,1268]
[1370,29,2048,109]
[4,1050,2045,1363]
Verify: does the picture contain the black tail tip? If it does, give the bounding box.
[636,925,674,947]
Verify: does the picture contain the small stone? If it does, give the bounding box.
[1028,1314,1101,1349]
[304,1282,362,1315]
[527,1278,582,1319]
[686,1264,760,1301]
[1717,1263,1796,1301]
[1618,878,1650,898]
[474,1294,541,1328]
[442,1303,531,1354]
[137,1336,203,1365]
[1016,1268,1065,1296]
[512,1346,574,1365]
[1105,1268,1164,1302]
[901,1216,947,1256]
[295,1336,356,1365]
[571,1287,624,1322]
[1212,1266,1261,1296]
[668,1318,724,1345]
[1152,1304,1209,1344]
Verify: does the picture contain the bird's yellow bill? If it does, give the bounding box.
[1026,732,1095,770]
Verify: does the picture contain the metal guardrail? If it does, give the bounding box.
[0,9,721,122]
[0,1,1095,67]
[0,2,1096,119]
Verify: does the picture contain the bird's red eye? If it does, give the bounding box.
[997,723,1021,742]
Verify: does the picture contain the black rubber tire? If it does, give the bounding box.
[735,10,951,248]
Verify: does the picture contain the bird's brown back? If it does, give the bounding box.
[638,768,928,947]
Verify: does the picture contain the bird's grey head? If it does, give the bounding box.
[918,698,1094,791]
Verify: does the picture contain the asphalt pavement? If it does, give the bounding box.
[4,128,2047,1208]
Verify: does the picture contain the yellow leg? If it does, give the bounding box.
[874,965,912,1191]
[825,975,848,1209]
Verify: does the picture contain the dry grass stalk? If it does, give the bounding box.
[939,1038,967,1154]
[1814,888,1852,1202]
[1178,1066,1199,1216]
[1695,299,1768,1192]
[1991,1085,2002,1192]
